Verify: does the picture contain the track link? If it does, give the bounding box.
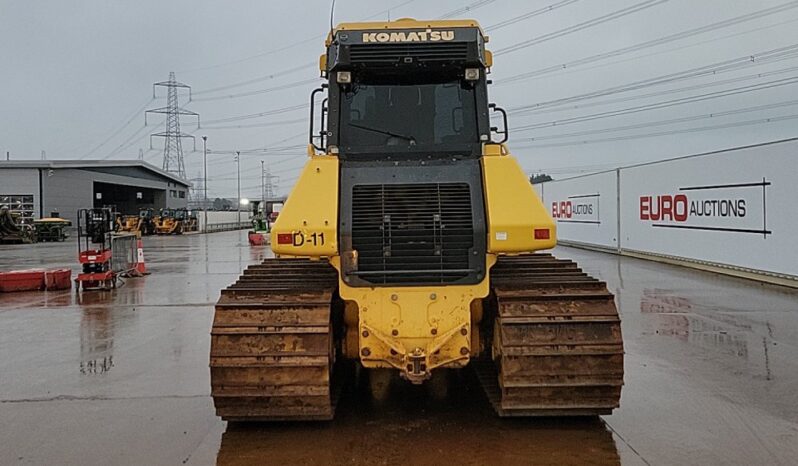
[210,258,339,421]
[479,253,624,417]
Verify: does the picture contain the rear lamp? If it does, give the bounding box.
[534,229,550,240]
[464,68,480,81]
[277,233,293,245]
[337,71,352,84]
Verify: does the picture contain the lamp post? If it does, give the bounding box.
[202,135,208,233]
[260,160,265,215]
[235,151,241,225]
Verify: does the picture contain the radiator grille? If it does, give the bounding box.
[349,43,469,65]
[350,183,474,285]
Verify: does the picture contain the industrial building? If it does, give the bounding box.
[0,160,190,225]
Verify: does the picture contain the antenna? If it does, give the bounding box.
[330,0,337,37]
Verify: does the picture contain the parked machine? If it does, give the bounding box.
[0,206,34,244]
[210,19,624,422]
[155,208,180,235]
[155,208,196,235]
[76,208,117,291]
[33,212,72,242]
[181,209,199,233]
[247,214,270,246]
[117,208,156,236]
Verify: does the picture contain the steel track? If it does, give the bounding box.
[210,259,340,421]
[477,253,624,417]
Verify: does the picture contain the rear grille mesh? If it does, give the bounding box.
[349,43,469,64]
[351,183,474,285]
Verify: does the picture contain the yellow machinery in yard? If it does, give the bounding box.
[211,18,624,421]
[155,208,198,235]
[32,214,72,242]
[181,209,199,233]
[154,209,179,235]
[117,208,156,236]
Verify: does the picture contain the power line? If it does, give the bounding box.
[192,62,315,96]
[438,0,497,19]
[510,60,798,118]
[485,0,581,32]
[192,79,318,102]
[515,98,798,142]
[202,103,310,125]
[494,0,669,57]
[513,75,798,132]
[525,163,622,175]
[506,43,798,115]
[79,97,155,159]
[514,113,798,149]
[207,145,306,156]
[506,15,798,92]
[201,117,307,130]
[101,120,164,161]
[178,0,422,75]
[497,0,798,84]
[201,96,327,125]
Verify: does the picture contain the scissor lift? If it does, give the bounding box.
[76,208,117,291]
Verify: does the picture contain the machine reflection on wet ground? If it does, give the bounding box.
[216,369,622,466]
[2,230,798,465]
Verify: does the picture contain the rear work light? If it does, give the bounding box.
[337,71,352,84]
[534,229,550,240]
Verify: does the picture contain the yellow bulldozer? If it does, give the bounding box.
[211,18,624,421]
[155,208,198,235]
[117,208,156,236]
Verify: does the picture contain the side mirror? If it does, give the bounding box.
[309,86,328,152]
[489,103,508,144]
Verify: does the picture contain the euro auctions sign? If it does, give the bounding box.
[551,194,601,225]
[639,179,771,237]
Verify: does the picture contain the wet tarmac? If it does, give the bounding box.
[1,231,798,465]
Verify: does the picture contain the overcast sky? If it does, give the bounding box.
[2,0,797,198]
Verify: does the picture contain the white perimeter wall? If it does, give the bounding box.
[197,211,251,231]
[538,138,798,279]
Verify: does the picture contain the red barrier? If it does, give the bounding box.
[44,269,72,291]
[0,270,45,292]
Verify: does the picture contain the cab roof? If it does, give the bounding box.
[326,18,487,46]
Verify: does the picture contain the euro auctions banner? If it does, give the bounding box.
[637,179,768,236]
[620,139,798,277]
[540,170,619,249]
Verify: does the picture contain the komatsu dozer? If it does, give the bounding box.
[155,208,191,235]
[117,208,156,236]
[211,18,624,421]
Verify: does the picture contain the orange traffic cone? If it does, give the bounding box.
[133,238,150,276]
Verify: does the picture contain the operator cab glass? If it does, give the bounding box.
[339,76,480,156]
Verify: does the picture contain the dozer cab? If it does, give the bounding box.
[211,18,624,421]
